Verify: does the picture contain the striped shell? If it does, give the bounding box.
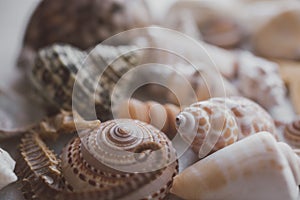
[116,98,180,139]
[176,96,277,158]
[284,118,300,148]
[31,44,139,121]
[19,0,151,68]
[61,119,178,199]
[16,120,178,200]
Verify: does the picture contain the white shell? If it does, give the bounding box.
[171,132,300,200]
[0,148,17,190]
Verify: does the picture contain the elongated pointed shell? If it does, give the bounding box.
[176,96,277,158]
[31,44,139,121]
[171,132,300,200]
[61,119,178,199]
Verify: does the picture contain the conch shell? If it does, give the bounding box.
[171,132,300,200]
[61,119,178,199]
[30,44,139,121]
[116,98,180,139]
[176,96,277,158]
[0,148,17,190]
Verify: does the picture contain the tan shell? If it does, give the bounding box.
[283,118,300,148]
[116,98,180,139]
[171,132,300,200]
[60,119,178,199]
[253,9,300,60]
[176,96,277,158]
[19,0,151,68]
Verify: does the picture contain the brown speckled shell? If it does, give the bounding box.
[176,96,278,158]
[60,119,178,200]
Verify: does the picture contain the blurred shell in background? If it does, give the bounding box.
[19,0,151,68]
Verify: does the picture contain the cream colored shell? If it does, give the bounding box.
[171,132,300,200]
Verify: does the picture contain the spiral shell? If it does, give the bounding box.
[116,98,180,139]
[60,119,178,199]
[171,132,300,200]
[31,44,139,121]
[18,0,151,68]
[283,118,300,148]
[176,96,277,158]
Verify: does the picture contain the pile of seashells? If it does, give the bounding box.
[1,0,300,200]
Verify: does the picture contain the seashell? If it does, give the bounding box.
[236,51,292,122]
[176,96,277,158]
[277,60,300,116]
[60,119,178,199]
[283,118,300,148]
[116,98,180,139]
[166,0,244,48]
[31,44,140,121]
[253,9,300,60]
[130,63,238,107]
[15,132,65,199]
[0,147,17,190]
[171,132,300,200]
[17,119,178,200]
[0,110,99,139]
[18,0,151,68]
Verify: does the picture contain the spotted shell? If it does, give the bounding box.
[176,96,278,158]
[61,119,178,199]
[30,44,139,121]
[18,0,151,68]
[16,119,178,199]
[116,98,180,139]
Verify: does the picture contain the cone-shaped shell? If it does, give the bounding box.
[171,132,300,200]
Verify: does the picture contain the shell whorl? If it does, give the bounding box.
[176,96,278,158]
[116,98,180,139]
[31,44,140,121]
[284,118,300,148]
[61,119,178,199]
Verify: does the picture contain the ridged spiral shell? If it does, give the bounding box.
[60,119,178,199]
[176,96,277,158]
[31,44,139,121]
[16,120,178,200]
[284,118,300,148]
[116,98,180,139]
